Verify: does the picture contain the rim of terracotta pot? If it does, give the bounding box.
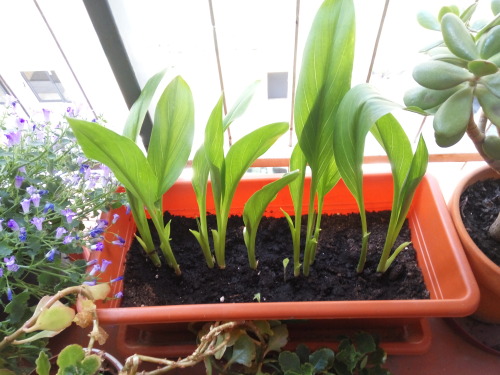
[449,165,500,277]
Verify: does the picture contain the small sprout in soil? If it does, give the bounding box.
[283,258,290,282]
[253,293,261,303]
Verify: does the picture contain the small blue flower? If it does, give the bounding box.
[26,186,37,195]
[38,190,49,196]
[83,280,96,286]
[19,227,27,242]
[101,259,112,272]
[112,214,120,224]
[91,242,104,251]
[111,235,125,246]
[5,131,21,146]
[114,291,123,298]
[7,287,12,301]
[14,175,24,189]
[89,264,100,276]
[55,227,67,239]
[125,205,131,215]
[110,276,124,283]
[86,259,98,266]
[4,256,19,272]
[45,248,58,262]
[63,235,75,244]
[20,199,31,213]
[43,202,54,213]
[61,208,76,223]
[30,193,41,208]
[31,217,44,231]
[7,219,19,231]
[0,267,3,277]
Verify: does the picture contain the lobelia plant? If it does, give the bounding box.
[0,101,121,371]
[68,72,195,275]
[191,86,289,269]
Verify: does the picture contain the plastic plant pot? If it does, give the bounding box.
[90,173,479,324]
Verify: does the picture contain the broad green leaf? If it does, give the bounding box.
[205,96,225,205]
[317,157,340,199]
[26,304,75,333]
[227,334,256,368]
[294,0,355,181]
[223,122,288,204]
[354,332,377,355]
[266,323,289,354]
[148,76,194,196]
[56,344,85,371]
[223,81,260,130]
[243,171,299,268]
[289,144,307,211]
[192,146,210,201]
[35,351,51,375]
[333,84,401,206]
[278,351,301,373]
[68,118,158,208]
[80,355,102,375]
[122,69,167,142]
[309,348,335,372]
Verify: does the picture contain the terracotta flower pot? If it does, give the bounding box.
[449,165,500,323]
[91,173,478,325]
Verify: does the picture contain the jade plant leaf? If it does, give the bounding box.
[35,352,50,375]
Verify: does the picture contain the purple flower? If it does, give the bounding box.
[91,242,104,251]
[125,205,131,215]
[61,208,76,223]
[43,203,54,213]
[45,248,58,262]
[112,235,125,246]
[83,280,96,286]
[0,267,3,277]
[14,175,24,189]
[7,287,12,301]
[26,186,37,195]
[0,219,3,232]
[31,217,44,231]
[96,219,108,229]
[38,190,49,196]
[89,264,100,276]
[63,235,75,244]
[114,291,123,298]
[19,227,27,242]
[101,259,112,272]
[20,199,31,213]
[55,227,67,239]
[42,108,51,122]
[4,256,19,272]
[16,117,26,129]
[90,227,104,238]
[112,214,120,224]
[86,259,98,266]
[18,166,26,174]
[110,276,124,283]
[5,131,21,146]
[7,219,19,231]
[30,193,41,207]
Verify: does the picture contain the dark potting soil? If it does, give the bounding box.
[460,178,500,267]
[121,211,429,307]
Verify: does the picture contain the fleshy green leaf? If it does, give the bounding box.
[67,118,158,208]
[279,351,302,373]
[35,351,51,375]
[227,334,256,368]
[148,76,194,196]
[122,69,167,142]
[56,344,85,371]
[417,10,441,31]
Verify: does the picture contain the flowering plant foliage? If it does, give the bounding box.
[0,99,122,370]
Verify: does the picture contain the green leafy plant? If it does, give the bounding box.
[287,0,354,277]
[191,90,288,269]
[271,333,390,375]
[68,73,195,275]
[405,0,500,240]
[333,85,429,273]
[35,345,101,375]
[0,102,121,372]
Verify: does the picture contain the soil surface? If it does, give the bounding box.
[460,178,500,266]
[121,211,429,307]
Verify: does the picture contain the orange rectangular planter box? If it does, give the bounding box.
[90,173,479,324]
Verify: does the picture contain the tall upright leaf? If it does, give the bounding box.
[148,76,194,196]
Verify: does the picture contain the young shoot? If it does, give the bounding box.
[289,0,355,276]
[333,84,429,273]
[282,258,290,282]
[242,171,300,269]
[191,82,259,268]
[69,74,195,275]
[192,94,288,269]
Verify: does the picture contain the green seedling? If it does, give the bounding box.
[192,92,288,269]
[282,258,290,282]
[243,171,300,269]
[289,0,355,276]
[333,84,429,273]
[69,73,195,275]
[191,82,260,268]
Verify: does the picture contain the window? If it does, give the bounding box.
[267,72,288,99]
[21,70,68,102]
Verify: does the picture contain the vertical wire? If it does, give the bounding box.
[365,0,390,83]
[208,0,232,145]
[33,0,97,119]
[289,0,301,147]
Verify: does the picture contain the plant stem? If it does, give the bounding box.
[302,178,318,277]
[467,112,500,173]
